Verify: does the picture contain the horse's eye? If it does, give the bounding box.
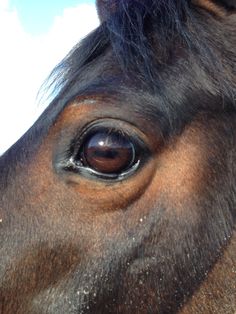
[76,129,137,177]
[59,122,149,181]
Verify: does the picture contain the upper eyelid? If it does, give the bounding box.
[70,119,150,155]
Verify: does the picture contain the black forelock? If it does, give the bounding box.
[46,0,190,94]
[103,0,193,79]
[45,0,235,104]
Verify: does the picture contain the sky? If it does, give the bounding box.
[0,0,99,154]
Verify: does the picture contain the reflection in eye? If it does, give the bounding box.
[77,129,136,175]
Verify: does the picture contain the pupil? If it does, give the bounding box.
[93,149,119,159]
[81,130,135,174]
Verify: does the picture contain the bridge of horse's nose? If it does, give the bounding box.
[0,155,91,313]
[0,145,82,262]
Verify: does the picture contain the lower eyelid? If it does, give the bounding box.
[70,159,141,182]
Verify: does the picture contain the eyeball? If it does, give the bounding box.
[77,128,136,175]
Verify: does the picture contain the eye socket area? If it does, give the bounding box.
[64,121,150,181]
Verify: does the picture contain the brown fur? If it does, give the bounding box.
[193,0,228,17]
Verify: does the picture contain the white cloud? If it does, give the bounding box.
[0,0,8,10]
[0,1,99,154]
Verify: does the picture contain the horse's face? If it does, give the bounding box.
[0,1,236,313]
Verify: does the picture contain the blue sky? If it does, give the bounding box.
[0,0,99,154]
[10,0,95,35]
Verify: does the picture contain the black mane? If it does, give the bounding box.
[46,0,235,106]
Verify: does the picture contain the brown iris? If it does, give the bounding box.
[80,129,135,174]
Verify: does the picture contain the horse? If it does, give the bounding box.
[0,0,235,313]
